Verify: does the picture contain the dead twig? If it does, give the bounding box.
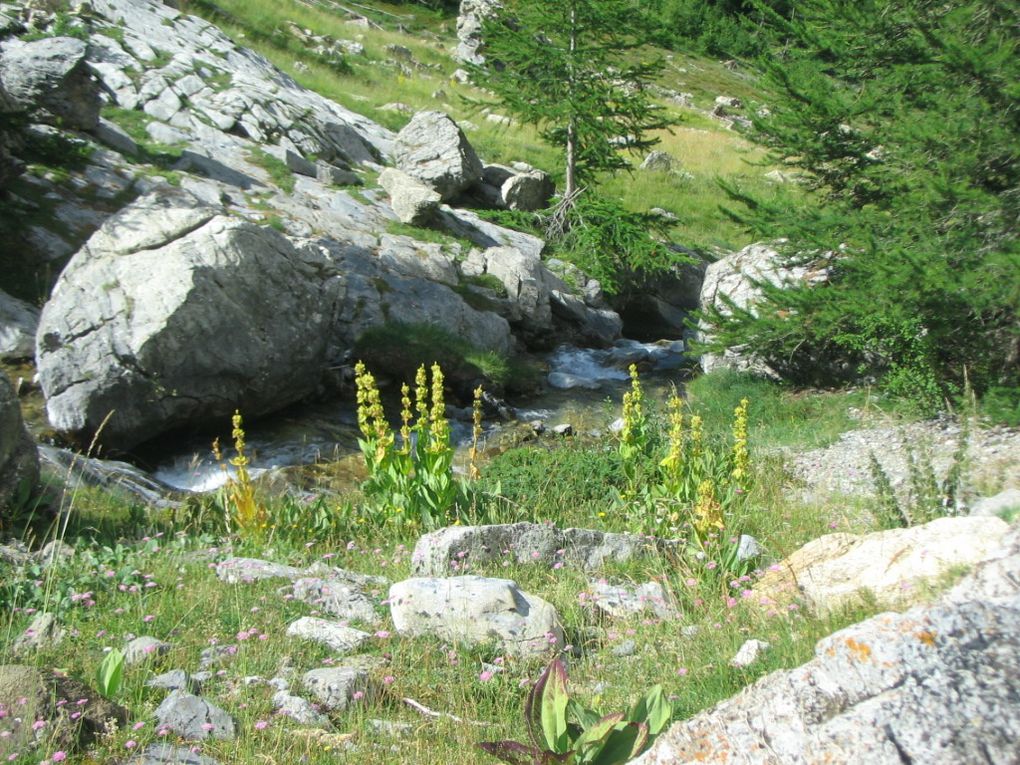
[402,697,491,727]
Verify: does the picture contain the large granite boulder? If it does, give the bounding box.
[36,192,334,450]
[411,522,677,577]
[394,111,483,201]
[633,524,1020,765]
[754,515,1009,615]
[389,575,564,658]
[698,243,827,376]
[0,37,101,130]
[0,370,38,513]
[0,289,39,359]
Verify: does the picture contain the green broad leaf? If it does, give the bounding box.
[595,722,650,765]
[628,685,671,735]
[96,647,125,699]
[568,698,602,730]
[573,712,625,763]
[526,659,570,753]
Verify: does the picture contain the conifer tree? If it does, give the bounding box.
[466,0,671,206]
[703,0,1019,412]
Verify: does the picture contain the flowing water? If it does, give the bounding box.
[145,339,692,494]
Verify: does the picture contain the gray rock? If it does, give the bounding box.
[612,639,638,658]
[368,719,414,738]
[640,151,676,172]
[394,111,482,201]
[92,117,139,156]
[316,160,361,186]
[264,144,315,177]
[146,120,190,145]
[755,516,1009,616]
[120,743,221,765]
[378,167,442,225]
[198,645,237,669]
[147,670,201,694]
[698,243,827,377]
[456,0,500,65]
[633,526,1020,765]
[549,290,623,345]
[143,88,183,122]
[0,371,38,513]
[154,691,236,741]
[13,612,64,654]
[389,575,564,658]
[124,636,171,665]
[285,617,370,653]
[501,169,553,211]
[292,577,380,625]
[736,534,764,562]
[0,289,40,359]
[302,666,370,711]
[729,639,770,669]
[35,540,75,568]
[552,423,573,437]
[38,445,180,510]
[460,246,552,332]
[412,523,677,577]
[272,690,331,727]
[215,557,304,584]
[36,192,334,450]
[0,37,101,129]
[590,581,677,620]
[971,488,1020,518]
[436,206,545,262]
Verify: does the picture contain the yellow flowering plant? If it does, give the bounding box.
[354,360,479,530]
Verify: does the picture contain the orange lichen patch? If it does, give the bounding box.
[845,637,872,662]
[916,630,938,647]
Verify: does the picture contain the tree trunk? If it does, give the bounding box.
[565,118,577,200]
[565,2,578,201]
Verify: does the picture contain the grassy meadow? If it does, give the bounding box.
[2,370,914,765]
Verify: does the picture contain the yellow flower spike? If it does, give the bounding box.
[428,363,449,452]
[399,383,413,454]
[469,385,484,480]
[731,397,750,485]
[660,392,684,480]
[689,414,704,463]
[693,478,723,538]
[414,364,429,427]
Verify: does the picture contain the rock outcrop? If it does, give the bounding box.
[634,524,1020,765]
[0,36,101,129]
[754,515,1009,615]
[394,111,483,201]
[36,191,334,450]
[0,0,621,448]
[0,369,38,512]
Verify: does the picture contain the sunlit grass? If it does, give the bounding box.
[180,0,785,251]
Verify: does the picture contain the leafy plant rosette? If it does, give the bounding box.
[480,658,671,764]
